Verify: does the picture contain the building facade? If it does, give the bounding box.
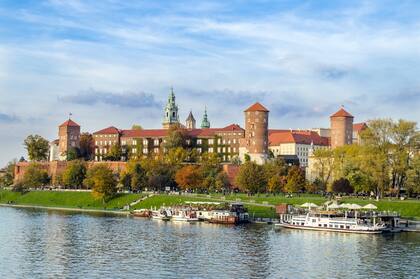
[58,119,80,161]
[330,107,354,149]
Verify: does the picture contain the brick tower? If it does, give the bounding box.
[239,102,269,164]
[58,118,80,160]
[330,107,353,149]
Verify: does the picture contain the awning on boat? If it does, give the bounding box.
[363,203,377,210]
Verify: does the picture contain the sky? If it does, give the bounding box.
[0,0,420,165]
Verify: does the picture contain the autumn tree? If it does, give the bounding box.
[0,160,16,187]
[268,175,285,194]
[235,161,267,194]
[163,124,189,150]
[24,135,49,161]
[84,164,117,202]
[284,166,305,193]
[175,165,203,191]
[79,133,95,160]
[62,160,87,189]
[104,143,122,161]
[406,154,420,195]
[312,148,334,190]
[132,124,143,130]
[21,163,50,188]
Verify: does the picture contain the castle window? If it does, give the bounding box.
[143,139,148,145]
[133,140,137,145]
[197,139,202,145]
[208,147,213,153]
[197,148,202,153]
[143,148,148,154]
[122,140,126,145]
[132,148,137,154]
[172,112,175,117]
[154,139,159,146]
[154,148,159,153]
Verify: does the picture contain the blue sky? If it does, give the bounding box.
[0,0,420,165]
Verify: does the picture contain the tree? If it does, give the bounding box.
[84,164,117,202]
[104,143,122,161]
[62,160,87,189]
[24,135,49,161]
[215,172,230,191]
[21,163,50,188]
[66,147,80,161]
[132,124,143,130]
[264,157,288,181]
[79,133,95,160]
[129,162,147,191]
[175,165,203,191]
[235,161,267,194]
[163,124,188,150]
[268,175,285,193]
[165,147,188,166]
[406,154,420,195]
[0,160,16,187]
[284,166,305,193]
[331,178,354,194]
[312,149,334,190]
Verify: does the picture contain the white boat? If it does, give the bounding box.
[276,212,386,234]
[151,208,172,221]
[171,209,199,222]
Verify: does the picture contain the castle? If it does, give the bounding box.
[49,88,366,167]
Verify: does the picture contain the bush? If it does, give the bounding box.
[332,178,354,194]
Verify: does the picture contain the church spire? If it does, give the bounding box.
[162,87,180,129]
[200,106,210,128]
[186,110,196,129]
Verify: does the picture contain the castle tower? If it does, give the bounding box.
[200,107,210,128]
[58,118,80,160]
[162,87,180,129]
[330,107,354,149]
[239,102,269,164]
[185,111,196,129]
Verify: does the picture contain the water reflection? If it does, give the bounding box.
[0,207,419,279]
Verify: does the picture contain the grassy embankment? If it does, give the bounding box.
[192,193,420,220]
[0,190,143,211]
[1,190,419,219]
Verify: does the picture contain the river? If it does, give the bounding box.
[0,207,419,279]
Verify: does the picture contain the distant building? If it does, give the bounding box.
[353,122,368,144]
[162,88,180,129]
[268,130,329,167]
[239,102,269,164]
[330,107,354,149]
[58,119,80,161]
[185,111,196,130]
[200,107,211,128]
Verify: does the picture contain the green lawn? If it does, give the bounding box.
[1,190,419,219]
[0,190,143,210]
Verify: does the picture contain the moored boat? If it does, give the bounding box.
[130,209,151,218]
[151,208,172,221]
[276,211,386,234]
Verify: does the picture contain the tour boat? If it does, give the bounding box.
[275,212,387,234]
[151,209,172,221]
[208,203,250,225]
[130,209,151,218]
[171,209,199,222]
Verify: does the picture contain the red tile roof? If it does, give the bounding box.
[119,124,244,139]
[59,119,80,127]
[330,108,353,118]
[269,131,329,146]
[353,122,367,132]
[244,102,269,112]
[93,126,121,135]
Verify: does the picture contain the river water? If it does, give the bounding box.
[0,207,419,279]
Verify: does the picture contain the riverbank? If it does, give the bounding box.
[1,190,419,220]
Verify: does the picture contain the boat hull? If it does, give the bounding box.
[275,223,384,234]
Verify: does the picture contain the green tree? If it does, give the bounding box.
[0,160,16,187]
[268,175,285,193]
[312,148,334,190]
[62,160,87,189]
[165,147,188,166]
[284,166,305,193]
[132,124,143,130]
[21,163,50,188]
[84,164,117,203]
[215,172,230,191]
[104,143,122,161]
[331,178,354,194]
[130,162,147,191]
[163,124,188,150]
[235,161,267,194]
[406,154,420,195]
[66,147,80,161]
[24,135,49,161]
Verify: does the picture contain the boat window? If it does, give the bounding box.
[301,223,304,226]
[340,225,344,229]
[335,225,339,228]
[318,224,322,227]
[324,224,327,227]
[329,225,333,227]
[346,226,350,229]
[312,219,316,222]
